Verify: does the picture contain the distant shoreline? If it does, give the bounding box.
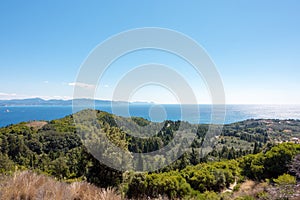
[1,105,300,128]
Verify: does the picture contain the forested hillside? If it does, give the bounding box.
[1,109,300,199]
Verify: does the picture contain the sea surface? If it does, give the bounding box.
[1,104,300,127]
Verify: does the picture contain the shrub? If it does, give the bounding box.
[234,196,255,200]
[273,174,296,185]
[0,153,14,173]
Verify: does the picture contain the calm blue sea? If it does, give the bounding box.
[1,104,300,127]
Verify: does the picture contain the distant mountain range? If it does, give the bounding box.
[0,98,149,106]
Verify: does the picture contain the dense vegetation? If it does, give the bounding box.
[1,109,300,199]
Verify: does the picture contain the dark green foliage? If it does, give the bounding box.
[126,173,147,198]
[239,143,300,180]
[126,171,193,199]
[126,143,300,199]
[1,110,300,199]
[131,117,150,127]
[289,154,300,180]
[0,110,127,187]
[126,159,240,199]
[0,152,14,173]
[182,160,240,192]
[253,141,260,154]
[263,143,300,179]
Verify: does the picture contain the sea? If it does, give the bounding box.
[1,104,300,127]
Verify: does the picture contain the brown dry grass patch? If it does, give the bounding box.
[232,180,267,199]
[0,171,121,200]
[25,121,48,130]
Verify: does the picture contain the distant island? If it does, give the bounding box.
[0,98,152,106]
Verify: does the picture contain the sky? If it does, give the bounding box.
[0,0,300,104]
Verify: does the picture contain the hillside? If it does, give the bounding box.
[0,109,300,199]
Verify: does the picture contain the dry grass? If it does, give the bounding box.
[0,171,121,200]
[231,180,266,199]
[0,171,178,200]
[25,121,48,130]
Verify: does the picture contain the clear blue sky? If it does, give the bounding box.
[1,0,300,104]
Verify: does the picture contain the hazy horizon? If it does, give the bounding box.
[2,97,300,106]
